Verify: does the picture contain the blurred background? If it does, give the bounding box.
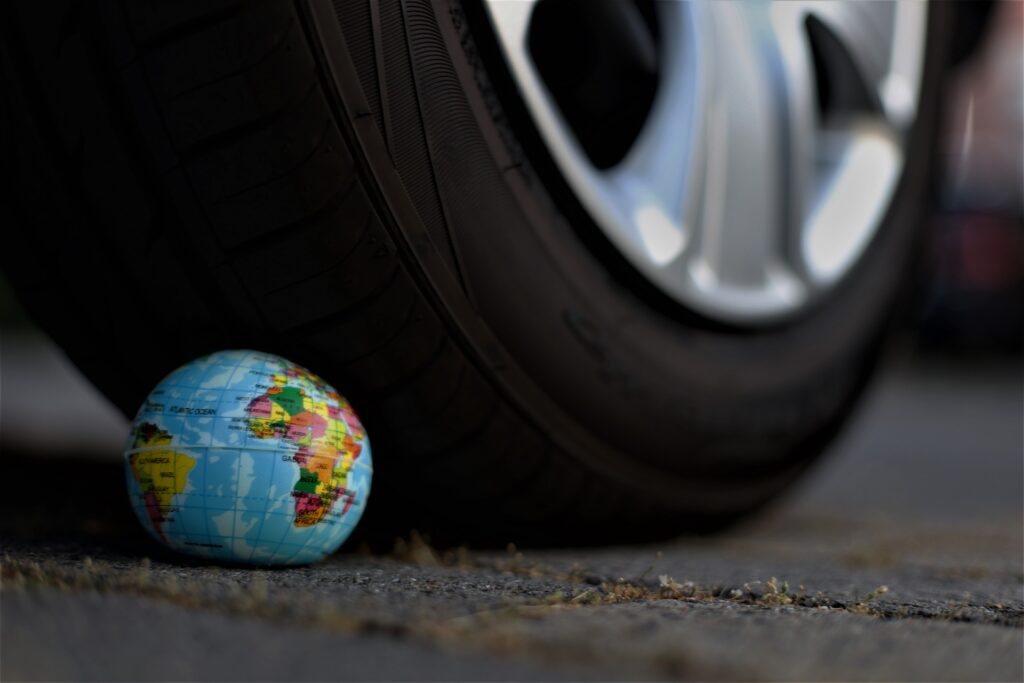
[1,0,1021,532]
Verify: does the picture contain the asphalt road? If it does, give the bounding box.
[1,332,1022,681]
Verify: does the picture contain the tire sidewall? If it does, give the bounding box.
[410,0,949,470]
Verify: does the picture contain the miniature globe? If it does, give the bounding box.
[124,349,371,566]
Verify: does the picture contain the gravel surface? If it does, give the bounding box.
[1,339,1021,681]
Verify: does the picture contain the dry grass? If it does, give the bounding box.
[377,534,909,619]
[1,538,909,630]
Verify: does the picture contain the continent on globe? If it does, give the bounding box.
[245,370,363,528]
[127,422,196,541]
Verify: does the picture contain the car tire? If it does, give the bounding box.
[0,0,951,545]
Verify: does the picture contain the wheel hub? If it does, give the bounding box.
[482,0,928,325]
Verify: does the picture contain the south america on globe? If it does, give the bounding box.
[124,350,372,566]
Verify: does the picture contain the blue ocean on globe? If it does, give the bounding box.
[124,349,372,566]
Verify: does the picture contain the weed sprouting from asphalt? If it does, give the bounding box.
[391,531,443,567]
[377,536,858,614]
[848,585,890,614]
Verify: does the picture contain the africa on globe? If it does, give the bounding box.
[123,350,372,566]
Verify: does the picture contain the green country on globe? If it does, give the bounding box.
[124,349,372,565]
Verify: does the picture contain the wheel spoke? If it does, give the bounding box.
[604,2,702,266]
[800,1,925,128]
[803,2,895,99]
[680,2,812,311]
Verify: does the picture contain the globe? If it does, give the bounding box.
[124,349,372,566]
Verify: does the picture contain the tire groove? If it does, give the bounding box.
[412,386,499,461]
[388,357,469,431]
[136,0,263,54]
[398,0,470,293]
[368,0,394,160]
[286,263,402,337]
[363,334,448,400]
[336,297,419,366]
[121,0,277,334]
[223,176,359,257]
[180,76,317,162]
[165,15,297,103]
[211,115,333,205]
[260,208,373,297]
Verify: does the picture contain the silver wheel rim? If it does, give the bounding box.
[482,0,929,325]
